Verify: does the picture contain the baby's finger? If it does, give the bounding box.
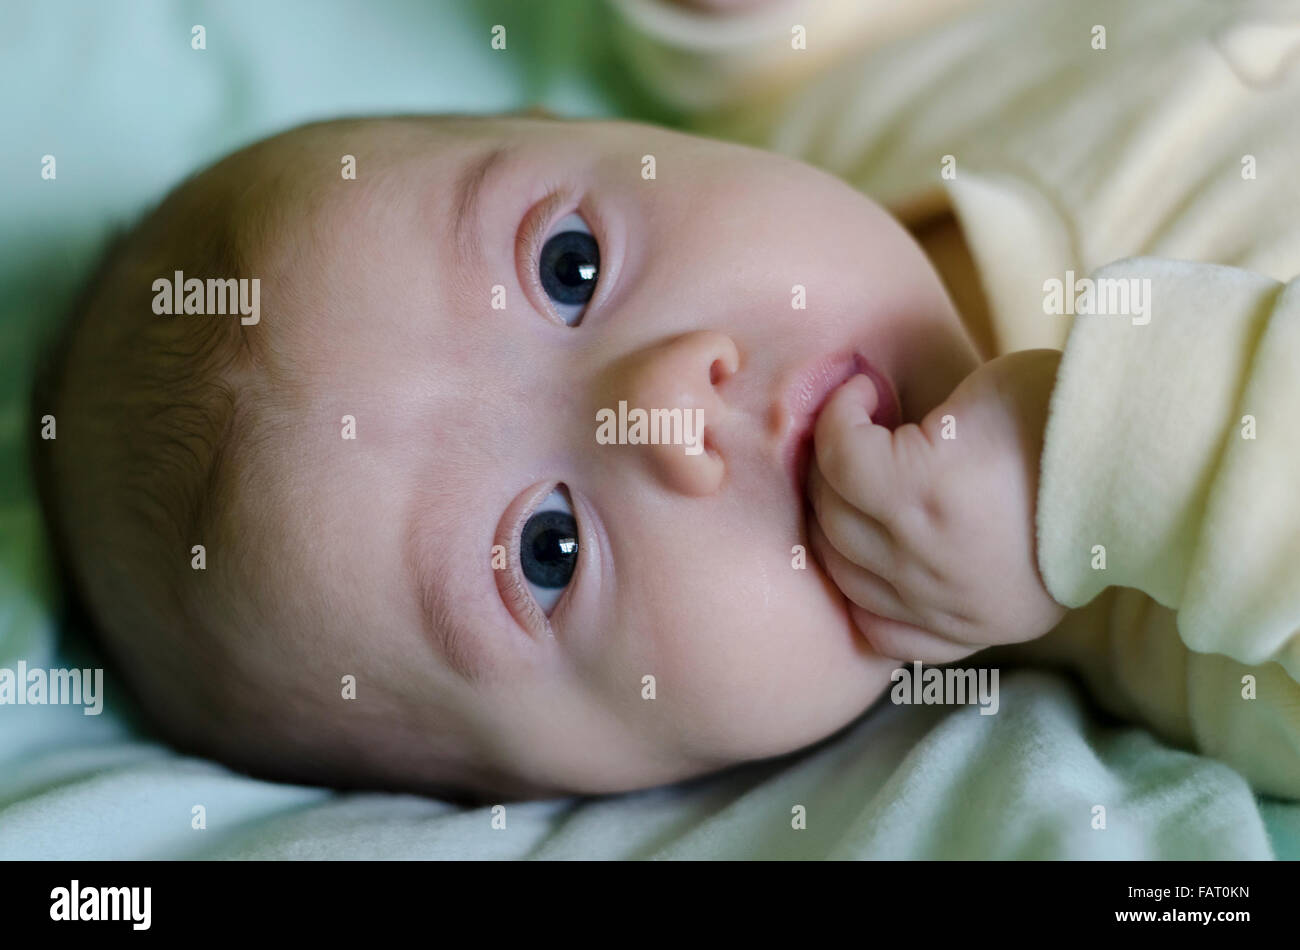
[812,374,905,522]
[808,513,924,628]
[807,461,896,582]
[847,603,976,665]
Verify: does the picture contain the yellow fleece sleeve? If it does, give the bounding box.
[1033,256,1300,796]
[604,0,974,111]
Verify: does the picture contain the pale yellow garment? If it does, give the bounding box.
[1032,259,1300,798]
[609,0,1300,795]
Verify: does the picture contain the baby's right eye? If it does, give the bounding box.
[519,487,579,614]
[537,212,600,327]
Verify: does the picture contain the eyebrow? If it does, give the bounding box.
[405,511,493,684]
[407,145,517,683]
[451,145,514,277]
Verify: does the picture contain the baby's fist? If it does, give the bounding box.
[807,349,1067,663]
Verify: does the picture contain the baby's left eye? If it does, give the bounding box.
[538,212,599,326]
[519,487,578,615]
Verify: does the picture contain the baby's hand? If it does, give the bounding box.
[806,349,1067,663]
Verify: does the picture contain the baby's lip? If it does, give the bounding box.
[776,350,901,503]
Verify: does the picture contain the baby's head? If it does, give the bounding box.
[37,115,979,801]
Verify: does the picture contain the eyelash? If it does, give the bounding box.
[517,186,607,327]
[499,548,548,634]
[498,485,580,636]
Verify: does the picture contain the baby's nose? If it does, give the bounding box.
[602,331,738,496]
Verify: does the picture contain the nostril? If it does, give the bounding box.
[710,359,727,386]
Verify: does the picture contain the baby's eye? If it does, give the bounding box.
[538,212,599,326]
[520,487,578,614]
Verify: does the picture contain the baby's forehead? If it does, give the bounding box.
[254,114,638,258]
[240,129,509,423]
[250,122,521,317]
[287,115,516,177]
[237,113,631,410]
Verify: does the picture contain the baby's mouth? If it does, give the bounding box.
[781,351,902,507]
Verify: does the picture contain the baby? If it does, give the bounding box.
[33,113,1002,801]
[33,108,1300,804]
[36,0,1300,804]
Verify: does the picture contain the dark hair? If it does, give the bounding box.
[28,159,258,750]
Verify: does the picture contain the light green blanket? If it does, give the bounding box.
[2,0,1296,859]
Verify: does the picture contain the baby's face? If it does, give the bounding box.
[228,116,978,796]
